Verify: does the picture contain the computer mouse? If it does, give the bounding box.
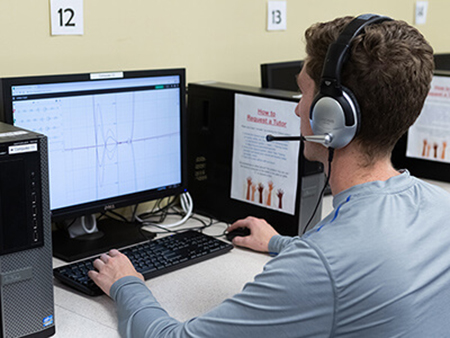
[226,227,251,241]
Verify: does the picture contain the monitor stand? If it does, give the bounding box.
[52,216,156,262]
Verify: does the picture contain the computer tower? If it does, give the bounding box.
[0,123,55,338]
[187,82,324,235]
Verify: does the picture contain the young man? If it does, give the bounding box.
[89,15,450,337]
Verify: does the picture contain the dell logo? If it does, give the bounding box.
[5,273,21,283]
[104,204,115,211]
[0,267,33,286]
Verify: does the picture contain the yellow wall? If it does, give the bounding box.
[0,0,449,87]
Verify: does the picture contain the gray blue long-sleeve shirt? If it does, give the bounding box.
[111,171,450,337]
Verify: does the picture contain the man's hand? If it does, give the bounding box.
[227,216,279,252]
[88,249,144,297]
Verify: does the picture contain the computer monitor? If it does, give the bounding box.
[0,68,187,261]
[434,53,450,71]
[260,60,303,92]
[391,70,450,182]
[187,81,324,235]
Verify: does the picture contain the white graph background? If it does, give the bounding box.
[13,88,182,210]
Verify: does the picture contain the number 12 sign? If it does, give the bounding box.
[50,0,84,35]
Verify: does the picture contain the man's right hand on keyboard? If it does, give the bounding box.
[88,249,144,297]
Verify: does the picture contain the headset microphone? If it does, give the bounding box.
[266,134,333,146]
[266,135,302,142]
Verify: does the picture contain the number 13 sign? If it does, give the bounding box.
[267,1,286,31]
[50,0,84,35]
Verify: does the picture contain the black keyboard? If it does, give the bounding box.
[53,230,233,296]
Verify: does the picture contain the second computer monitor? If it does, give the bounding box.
[261,60,303,92]
[392,70,450,182]
[434,53,450,71]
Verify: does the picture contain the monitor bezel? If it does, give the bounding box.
[0,68,188,221]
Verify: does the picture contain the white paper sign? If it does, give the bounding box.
[407,75,450,163]
[230,94,299,215]
[267,1,287,31]
[50,0,84,35]
[415,1,428,25]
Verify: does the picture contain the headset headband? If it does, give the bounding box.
[321,14,393,88]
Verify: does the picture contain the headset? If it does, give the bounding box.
[309,14,393,149]
[266,14,394,232]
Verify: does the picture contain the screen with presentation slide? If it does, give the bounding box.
[392,71,450,182]
[0,68,187,261]
[187,81,324,236]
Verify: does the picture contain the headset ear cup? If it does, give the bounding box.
[309,93,336,137]
[341,86,361,136]
[309,93,322,122]
[308,88,360,149]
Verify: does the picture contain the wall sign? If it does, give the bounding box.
[267,1,287,31]
[415,1,429,25]
[50,0,84,35]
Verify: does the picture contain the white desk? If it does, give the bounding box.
[51,179,450,337]
[52,223,276,337]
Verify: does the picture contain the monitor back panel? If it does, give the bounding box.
[434,53,450,71]
[187,82,323,235]
[260,60,303,92]
[391,71,450,183]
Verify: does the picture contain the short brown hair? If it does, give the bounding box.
[304,16,434,163]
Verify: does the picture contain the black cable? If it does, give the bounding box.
[141,222,173,234]
[96,193,217,237]
[141,214,213,234]
[156,198,168,223]
[137,195,178,220]
[190,215,211,229]
[106,210,129,223]
[137,193,193,226]
[302,148,335,234]
[131,204,139,222]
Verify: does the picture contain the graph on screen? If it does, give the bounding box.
[12,78,182,210]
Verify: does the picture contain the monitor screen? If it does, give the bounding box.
[0,68,187,260]
[392,70,450,182]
